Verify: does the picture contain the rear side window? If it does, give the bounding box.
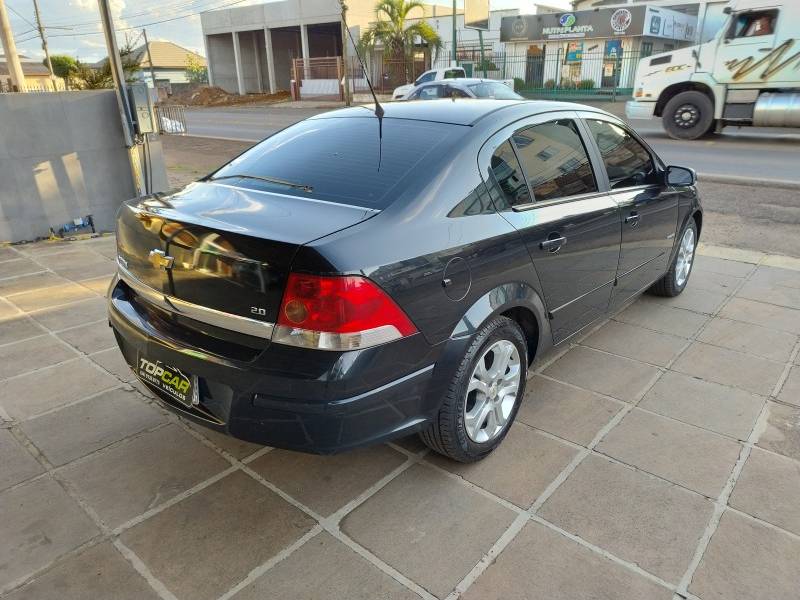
[212,117,463,209]
[586,120,659,189]
[486,140,531,209]
[418,85,443,100]
[512,120,597,201]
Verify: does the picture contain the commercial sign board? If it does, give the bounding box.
[500,6,697,43]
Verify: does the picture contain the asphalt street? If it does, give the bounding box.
[183,104,800,184]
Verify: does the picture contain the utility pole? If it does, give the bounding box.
[0,0,25,91]
[451,0,457,66]
[142,29,157,89]
[339,0,351,106]
[31,0,55,87]
[97,0,144,196]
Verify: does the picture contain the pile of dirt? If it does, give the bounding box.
[161,86,291,107]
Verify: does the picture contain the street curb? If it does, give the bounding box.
[698,174,800,191]
[698,243,800,270]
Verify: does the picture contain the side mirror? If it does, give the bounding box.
[723,6,732,14]
[665,165,696,186]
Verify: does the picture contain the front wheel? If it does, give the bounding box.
[420,316,527,462]
[650,219,697,297]
[662,91,715,140]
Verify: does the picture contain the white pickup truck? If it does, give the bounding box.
[392,66,515,100]
[625,0,800,139]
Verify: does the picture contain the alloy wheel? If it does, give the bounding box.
[464,340,521,443]
[675,226,695,287]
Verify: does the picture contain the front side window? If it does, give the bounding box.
[728,10,777,38]
[586,119,659,189]
[486,140,531,209]
[512,120,597,201]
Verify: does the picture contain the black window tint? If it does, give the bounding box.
[512,120,597,201]
[212,117,463,209]
[448,86,470,98]
[586,119,658,189]
[418,85,443,100]
[486,140,531,209]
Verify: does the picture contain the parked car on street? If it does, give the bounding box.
[109,100,701,462]
[392,66,466,99]
[404,78,523,101]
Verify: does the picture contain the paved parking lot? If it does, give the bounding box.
[1,237,799,600]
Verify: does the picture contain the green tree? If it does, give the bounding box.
[47,54,78,89]
[74,43,141,90]
[358,0,442,81]
[185,55,208,84]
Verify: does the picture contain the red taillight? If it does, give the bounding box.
[272,273,417,350]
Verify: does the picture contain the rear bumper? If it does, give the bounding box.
[625,100,657,120]
[108,277,440,454]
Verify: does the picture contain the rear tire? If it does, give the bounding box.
[650,219,698,297]
[420,316,527,462]
[662,91,715,140]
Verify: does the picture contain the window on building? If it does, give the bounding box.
[641,42,653,58]
[586,120,659,189]
[512,120,597,201]
[486,140,531,209]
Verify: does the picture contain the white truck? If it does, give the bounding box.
[626,0,800,139]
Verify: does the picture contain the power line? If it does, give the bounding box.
[6,2,36,29]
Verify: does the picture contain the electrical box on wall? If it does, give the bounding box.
[127,82,155,134]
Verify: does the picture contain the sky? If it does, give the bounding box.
[6,0,570,64]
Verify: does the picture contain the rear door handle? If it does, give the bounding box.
[625,212,641,226]
[539,236,567,252]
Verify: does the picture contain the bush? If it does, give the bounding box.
[544,78,556,89]
[577,79,595,89]
[513,77,525,91]
[560,79,577,89]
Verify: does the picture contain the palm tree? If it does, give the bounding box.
[358,0,442,82]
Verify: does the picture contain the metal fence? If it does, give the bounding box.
[0,79,64,94]
[154,104,188,134]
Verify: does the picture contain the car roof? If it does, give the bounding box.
[310,99,614,127]
[421,78,503,87]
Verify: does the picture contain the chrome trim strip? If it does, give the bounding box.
[116,260,275,338]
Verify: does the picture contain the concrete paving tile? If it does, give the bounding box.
[518,376,623,446]
[341,464,517,598]
[0,476,99,590]
[121,470,315,600]
[249,445,407,516]
[59,423,230,529]
[463,520,672,600]
[719,297,800,334]
[543,347,661,403]
[596,409,741,498]
[697,317,798,363]
[729,448,800,536]
[392,434,428,454]
[581,320,687,366]
[690,511,800,600]
[8,282,96,312]
[21,388,165,467]
[56,321,117,355]
[688,269,742,296]
[615,301,708,338]
[0,316,45,346]
[0,247,20,261]
[736,265,800,311]
[12,242,72,258]
[0,298,21,321]
[183,419,263,460]
[640,371,764,440]
[757,402,800,462]
[672,342,785,396]
[4,541,161,600]
[29,297,107,331]
[538,455,713,583]
[777,366,800,407]
[0,359,118,421]
[89,347,136,382]
[76,275,113,295]
[0,335,76,380]
[0,429,43,491]
[0,272,65,297]
[694,255,755,278]
[427,423,579,508]
[0,258,43,279]
[649,286,729,315]
[231,531,418,600]
[35,249,106,272]
[56,260,116,283]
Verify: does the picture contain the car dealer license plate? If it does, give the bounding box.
[136,354,198,408]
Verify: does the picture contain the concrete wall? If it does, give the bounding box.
[207,33,238,93]
[0,90,136,243]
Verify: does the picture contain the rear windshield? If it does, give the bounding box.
[467,82,521,100]
[210,116,465,209]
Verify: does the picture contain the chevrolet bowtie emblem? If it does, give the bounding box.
[148,249,174,270]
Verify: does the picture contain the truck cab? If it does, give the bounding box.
[626,0,800,139]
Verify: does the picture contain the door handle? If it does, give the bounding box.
[539,236,567,252]
[625,212,640,226]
